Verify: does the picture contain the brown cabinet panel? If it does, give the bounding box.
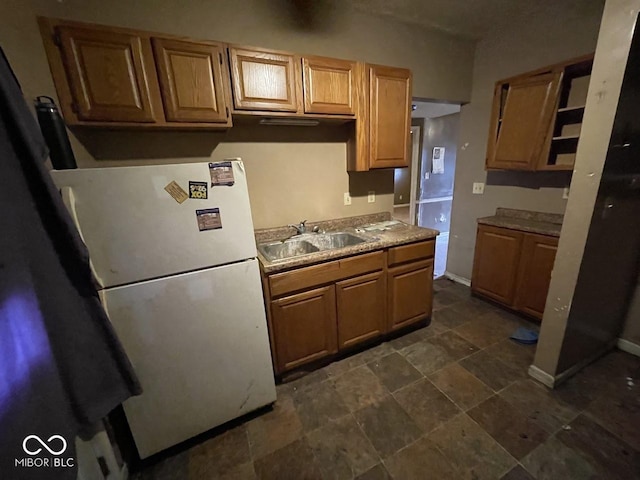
[56,26,157,122]
[514,234,558,319]
[269,251,384,298]
[487,72,562,170]
[388,259,433,331]
[388,240,435,267]
[271,285,337,372]
[228,46,301,112]
[152,38,229,123]
[368,65,412,169]
[336,271,386,349]
[302,57,356,115]
[471,225,523,305]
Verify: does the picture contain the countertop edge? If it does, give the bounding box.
[259,228,438,274]
[477,216,562,237]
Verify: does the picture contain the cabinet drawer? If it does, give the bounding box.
[269,251,384,297]
[339,251,385,278]
[388,240,435,267]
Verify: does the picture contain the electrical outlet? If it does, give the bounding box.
[344,192,352,206]
[472,182,485,194]
[367,191,375,203]
[563,187,570,199]
[399,194,403,201]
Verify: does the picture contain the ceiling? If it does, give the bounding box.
[350,0,570,39]
[411,101,460,119]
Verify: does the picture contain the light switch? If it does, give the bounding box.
[344,192,352,205]
[368,191,375,203]
[472,182,485,194]
[562,187,570,199]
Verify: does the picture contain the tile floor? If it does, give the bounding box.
[134,279,640,480]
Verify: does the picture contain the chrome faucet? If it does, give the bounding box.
[287,220,307,235]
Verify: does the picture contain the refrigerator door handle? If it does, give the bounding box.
[60,186,104,287]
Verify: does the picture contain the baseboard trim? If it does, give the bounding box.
[528,365,555,388]
[617,338,640,357]
[443,271,471,287]
[529,339,618,388]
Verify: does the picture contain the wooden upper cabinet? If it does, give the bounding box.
[514,234,558,319]
[471,225,523,305]
[152,38,230,124]
[228,46,301,112]
[55,25,158,122]
[486,54,593,172]
[302,57,357,115]
[368,65,412,169]
[487,72,562,170]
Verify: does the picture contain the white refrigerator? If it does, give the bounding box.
[51,160,276,459]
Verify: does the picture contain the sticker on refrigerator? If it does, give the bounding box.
[164,181,188,204]
[209,161,235,187]
[196,208,222,231]
[189,181,208,199]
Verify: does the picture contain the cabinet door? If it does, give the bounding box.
[152,38,230,123]
[487,72,562,170]
[514,234,558,319]
[271,285,337,372]
[471,225,523,305]
[388,259,433,331]
[302,57,356,115]
[56,26,157,122]
[228,46,301,112]
[368,65,412,169]
[336,271,386,349]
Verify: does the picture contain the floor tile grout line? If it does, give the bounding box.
[461,410,521,470]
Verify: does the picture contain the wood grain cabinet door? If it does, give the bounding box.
[388,259,433,331]
[336,271,386,349]
[302,57,356,115]
[228,46,301,112]
[271,285,337,372]
[368,64,412,169]
[471,225,523,306]
[514,234,558,319]
[56,26,157,122]
[487,72,562,170]
[152,38,229,123]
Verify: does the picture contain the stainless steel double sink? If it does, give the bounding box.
[258,232,369,261]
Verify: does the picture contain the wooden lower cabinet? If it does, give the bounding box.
[336,271,386,349]
[472,224,558,320]
[388,259,433,331]
[514,234,559,319]
[471,225,523,305]
[271,285,337,372]
[265,242,435,374]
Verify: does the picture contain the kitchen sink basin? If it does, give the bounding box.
[310,232,367,249]
[258,231,370,262]
[258,240,319,261]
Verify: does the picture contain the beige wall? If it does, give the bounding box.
[0,0,475,229]
[446,0,604,280]
[533,0,640,379]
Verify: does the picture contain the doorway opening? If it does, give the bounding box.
[393,100,461,278]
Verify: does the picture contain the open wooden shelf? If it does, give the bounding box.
[552,134,580,142]
[557,105,585,124]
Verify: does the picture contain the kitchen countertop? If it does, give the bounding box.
[256,212,439,274]
[477,208,563,237]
